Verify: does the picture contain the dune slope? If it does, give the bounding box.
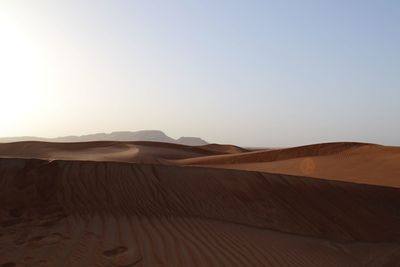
[177,142,400,188]
[0,158,400,266]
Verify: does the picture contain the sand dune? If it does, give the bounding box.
[177,142,400,188]
[0,158,400,266]
[0,141,399,266]
[199,143,250,154]
[176,142,369,165]
[0,141,218,164]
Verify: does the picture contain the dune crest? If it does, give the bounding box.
[0,141,218,164]
[176,142,400,188]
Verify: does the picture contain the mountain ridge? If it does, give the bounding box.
[0,130,208,146]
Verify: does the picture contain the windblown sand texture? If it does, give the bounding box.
[0,141,399,266]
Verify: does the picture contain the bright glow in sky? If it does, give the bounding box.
[0,0,399,147]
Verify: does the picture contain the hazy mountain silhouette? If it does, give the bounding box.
[0,130,208,146]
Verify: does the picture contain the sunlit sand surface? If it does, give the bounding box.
[0,141,399,266]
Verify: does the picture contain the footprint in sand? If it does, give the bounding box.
[103,246,142,266]
[103,246,128,257]
[9,207,25,218]
[28,233,67,246]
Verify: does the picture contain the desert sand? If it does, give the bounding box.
[0,141,399,266]
[0,141,219,164]
[176,142,400,188]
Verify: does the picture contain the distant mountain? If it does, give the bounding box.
[176,137,209,146]
[0,130,208,146]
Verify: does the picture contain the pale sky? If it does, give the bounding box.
[0,0,399,147]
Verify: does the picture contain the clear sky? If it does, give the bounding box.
[0,0,399,147]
